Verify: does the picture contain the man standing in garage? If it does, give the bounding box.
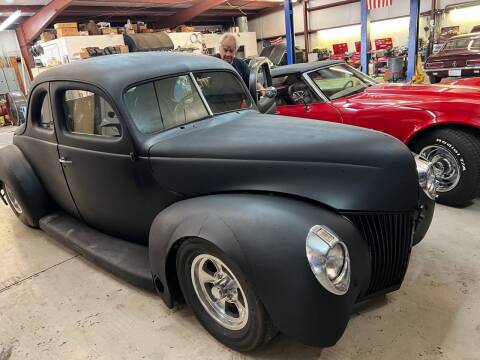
[214,33,251,88]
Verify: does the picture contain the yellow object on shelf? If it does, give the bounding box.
[54,22,78,30]
[56,28,80,38]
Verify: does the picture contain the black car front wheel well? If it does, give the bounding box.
[163,236,192,304]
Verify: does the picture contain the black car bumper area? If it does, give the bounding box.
[412,192,435,246]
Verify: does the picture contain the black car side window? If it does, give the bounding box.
[125,75,209,134]
[272,75,319,106]
[62,90,121,138]
[40,94,54,129]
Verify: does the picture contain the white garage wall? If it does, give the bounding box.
[441,4,480,33]
[0,30,21,57]
[249,0,477,51]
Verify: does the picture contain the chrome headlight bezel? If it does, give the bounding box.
[415,154,437,200]
[306,225,350,295]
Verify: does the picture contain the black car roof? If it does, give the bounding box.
[271,60,344,77]
[32,52,234,91]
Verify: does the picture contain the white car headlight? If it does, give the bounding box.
[415,155,437,200]
[306,225,350,295]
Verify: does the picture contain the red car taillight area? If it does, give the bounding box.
[466,59,480,67]
[426,61,444,69]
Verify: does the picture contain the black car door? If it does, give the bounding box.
[15,83,79,218]
[50,81,156,244]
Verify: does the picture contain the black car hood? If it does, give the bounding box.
[149,111,419,212]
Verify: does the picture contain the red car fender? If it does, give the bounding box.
[403,116,480,145]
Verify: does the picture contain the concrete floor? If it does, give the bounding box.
[1,127,480,359]
[0,127,16,149]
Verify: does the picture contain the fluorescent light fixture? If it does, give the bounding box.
[449,5,480,22]
[0,10,22,31]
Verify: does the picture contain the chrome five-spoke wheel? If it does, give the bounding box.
[420,145,461,193]
[191,254,249,331]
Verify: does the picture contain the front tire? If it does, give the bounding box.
[412,128,480,206]
[176,239,276,352]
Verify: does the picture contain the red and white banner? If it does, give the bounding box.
[367,0,393,9]
[270,36,284,46]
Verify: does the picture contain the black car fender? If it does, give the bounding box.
[0,144,52,226]
[149,193,371,347]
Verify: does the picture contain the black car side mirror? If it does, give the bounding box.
[264,86,277,99]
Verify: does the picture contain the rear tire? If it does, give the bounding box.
[1,185,36,227]
[176,238,277,352]
[412,128,480,206]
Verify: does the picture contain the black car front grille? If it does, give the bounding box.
[343,212,414,297]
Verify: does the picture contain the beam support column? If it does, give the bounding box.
[407,0,421,81]
[360,0,370,74]
[15,0,74,77]
[284,0,295,64]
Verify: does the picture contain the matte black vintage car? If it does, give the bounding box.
[0,53,435,351]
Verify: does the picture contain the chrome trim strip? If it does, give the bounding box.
[302,72,330,102]
[424,66,480,72]
[189,72,214,116]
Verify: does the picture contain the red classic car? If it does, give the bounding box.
[425,33,480,84]
[272,61,480,206]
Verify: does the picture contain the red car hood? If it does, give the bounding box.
[361,83,480,102]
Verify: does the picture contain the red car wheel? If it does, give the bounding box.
[413,128,480,206]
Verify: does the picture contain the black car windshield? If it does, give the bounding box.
[308,64,377,101]
[125,71,252,134]
[443,36,480,51]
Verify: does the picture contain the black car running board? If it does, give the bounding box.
[39,212,154,292]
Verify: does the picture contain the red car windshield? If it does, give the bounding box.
[307,64,377,100]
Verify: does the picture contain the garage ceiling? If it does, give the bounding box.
[0,0,285,28]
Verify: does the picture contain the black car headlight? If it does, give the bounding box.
[306,225,350,295]
[415,155,437,200]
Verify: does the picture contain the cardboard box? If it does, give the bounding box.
[119,45,129,54]
[101,28,118,35]
[54,22,78,30]
[56,28,80,38]
[65,95,95,134]
[79,49,90,59]
[40,32,55,42]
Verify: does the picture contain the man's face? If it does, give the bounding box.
[219,38,236,64]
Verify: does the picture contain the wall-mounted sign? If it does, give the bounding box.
[375,38,393,50]
[332,43,349,55]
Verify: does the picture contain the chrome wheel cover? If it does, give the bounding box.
[5,187,23,214]
[191,254,249,331]
[420,145,461,193]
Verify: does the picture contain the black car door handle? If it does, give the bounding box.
[59,157,73,164]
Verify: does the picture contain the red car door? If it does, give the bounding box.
[277,102,344,123]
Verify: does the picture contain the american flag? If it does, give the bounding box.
[270,36,284,46]
[367,0,393,9]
